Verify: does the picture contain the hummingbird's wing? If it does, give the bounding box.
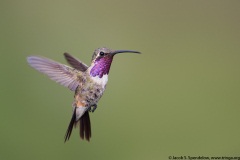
[64,53,88,72]
[27,56,81,91]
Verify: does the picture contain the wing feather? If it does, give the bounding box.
[27,56,81,91]
[64,52,88,72]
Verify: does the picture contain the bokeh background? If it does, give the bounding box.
[1,0,240,159]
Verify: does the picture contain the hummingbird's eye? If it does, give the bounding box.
[99,52,105,56]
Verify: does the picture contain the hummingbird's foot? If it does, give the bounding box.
[88,104,97,112]
[91,104,97,112]
[87,107,91,112]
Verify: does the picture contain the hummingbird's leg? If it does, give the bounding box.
[88,104,97,112]
[87,107,92,112]
[91,104,97,112]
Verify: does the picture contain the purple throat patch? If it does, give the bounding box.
[90,57,113,78]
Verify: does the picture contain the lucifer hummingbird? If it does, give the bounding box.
[27,47,140,142]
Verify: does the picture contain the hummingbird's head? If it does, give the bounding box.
[90,47,140,78]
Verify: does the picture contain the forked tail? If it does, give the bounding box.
[64,107,91,142]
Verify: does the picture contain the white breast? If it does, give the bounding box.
[91,74,108,88]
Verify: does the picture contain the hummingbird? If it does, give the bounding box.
[27,47,140,142]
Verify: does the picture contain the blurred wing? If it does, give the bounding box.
[27,56,81,91]
[64,53,88,72]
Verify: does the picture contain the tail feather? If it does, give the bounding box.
[80,112,91,141]
[64,107,76,142]
[64,107,91,142]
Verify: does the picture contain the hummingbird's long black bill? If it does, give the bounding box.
[111,50,141,55]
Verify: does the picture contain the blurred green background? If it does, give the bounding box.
[1,0,240,159]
